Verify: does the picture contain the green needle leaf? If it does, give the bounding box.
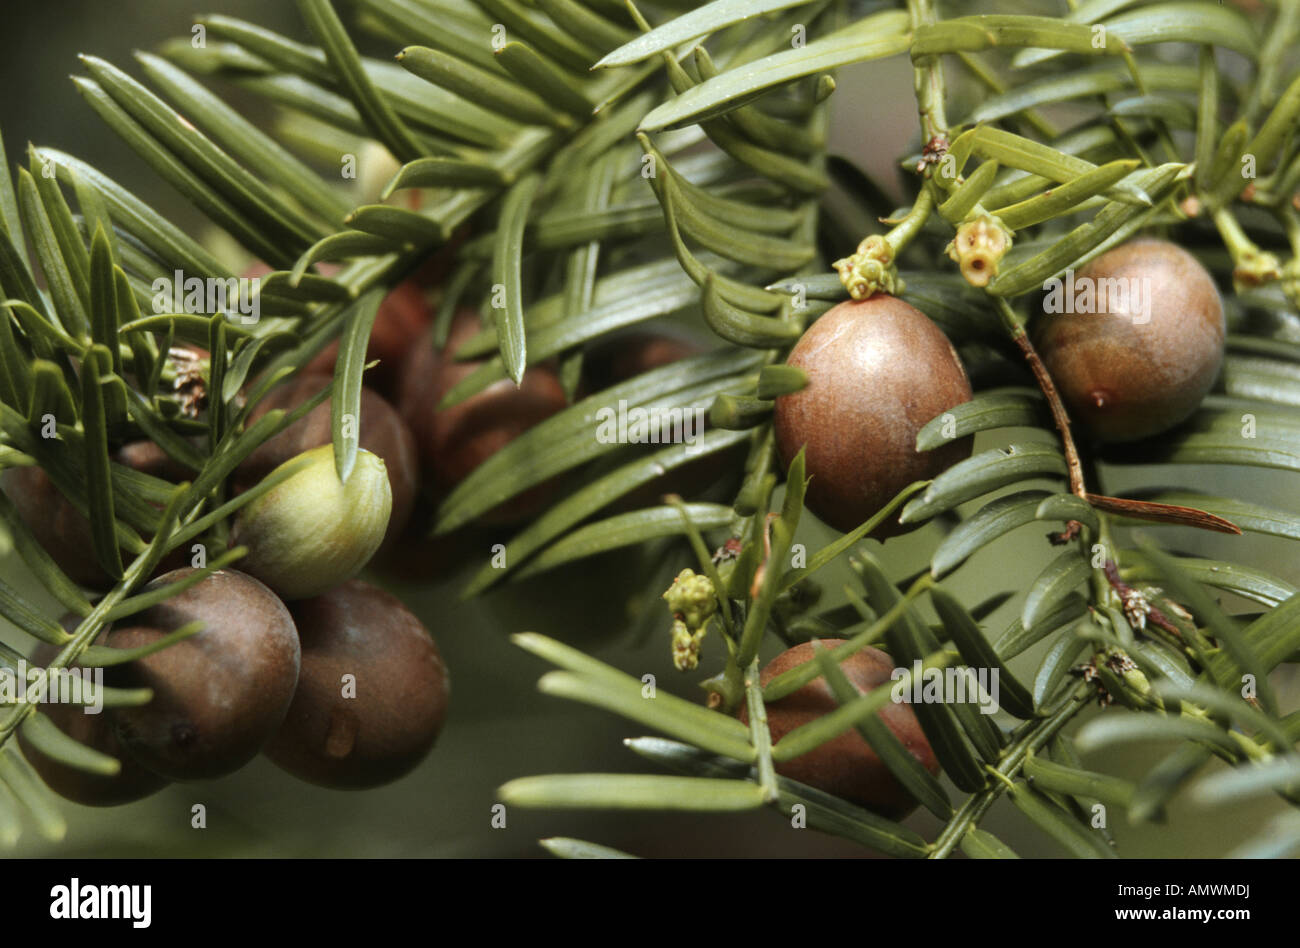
[515,504,733,579]
[538,671,755,762]
[702,275,801,348]
[961,827,1021,858]
[495,43,594,118]
[500,773,766,810]
[1076,711,1241,754]
[596,0,818,68]
[1013,1,1259,67]
[640,11,909,130]
[34,149,233,282]
[0,750,65,842]
[1008,780,1116,858]
[540,837,638,859]
[79,348,123,581]
[913,15,1120,58]
[492,172,542,385]
[1035,493,1100,533]
[397,45,566,128]
[990,159,1141,231]
[534,0,633,54]
[79,55,328,249]
[291,233,401,283]
[1023,754,1135,810]
[916,390,1043,451]
[1032,630,1091,708]
[80,619,204,667]
[438,348,763,530]
[811,640,953,818]
[1022,552,1092,631]
[17,169,87,340]
[932,585,1035,719]
[1121,552,1295,609]
[901,442,1068,524]
[475,0,600,70]
[460,428,750,595]
[18,714,120,778]
[1130,744,1212,823]
[1192,758,1300,805]
[930,490,1052,578]
[0,128,25,267]
[332,287,384,482]
[88,227,121,376]
[938,160,1001,224]
[383,158,509,197]
[961,62,1198,126]
[134,50,353,225]
[296,0,424,162]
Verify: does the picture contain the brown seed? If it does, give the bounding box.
[582,330,704,392]
[264,580,449,789]
[0,440,196,589]
[235,374,418,547]
[105,568,301,781]
[1034,238,1225,442]
[17,636,170,807]
[739,640,938,819]
[397,309,568,523]
[585,331,741,507]
[0,466,109,589]
[773,296,973,536]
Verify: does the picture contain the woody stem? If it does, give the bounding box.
[993,298,1088,498]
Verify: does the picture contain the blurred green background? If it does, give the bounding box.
[0,0,1296,858]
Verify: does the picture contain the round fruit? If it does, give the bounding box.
[397,309,567,523]
[232,444,392,600]
[739,640,937,819]
[115,438,201,484]
[1034,238,1225,442]
[586,330,742,508]
[773,296,973,535]
[0,441,196,589]
[1,466,110,588]
[264,580,449,789]
[104,568,300,781]
[235,373,418,547]
[18,637,170,807]
[583,330,703,392]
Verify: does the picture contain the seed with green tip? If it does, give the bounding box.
[233,444,392,600]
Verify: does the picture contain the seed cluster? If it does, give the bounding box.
[7,278,724,806]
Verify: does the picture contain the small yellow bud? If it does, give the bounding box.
[946,215,1013,288]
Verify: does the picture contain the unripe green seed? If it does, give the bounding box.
[233,444,392,600]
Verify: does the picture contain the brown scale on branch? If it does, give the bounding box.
[1048,520,1083,545]
[712,537,743,565]
[168,346,208,418]
[1101,559,1187,638]
[1074,650,1141,707]
[916,134,949,175]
